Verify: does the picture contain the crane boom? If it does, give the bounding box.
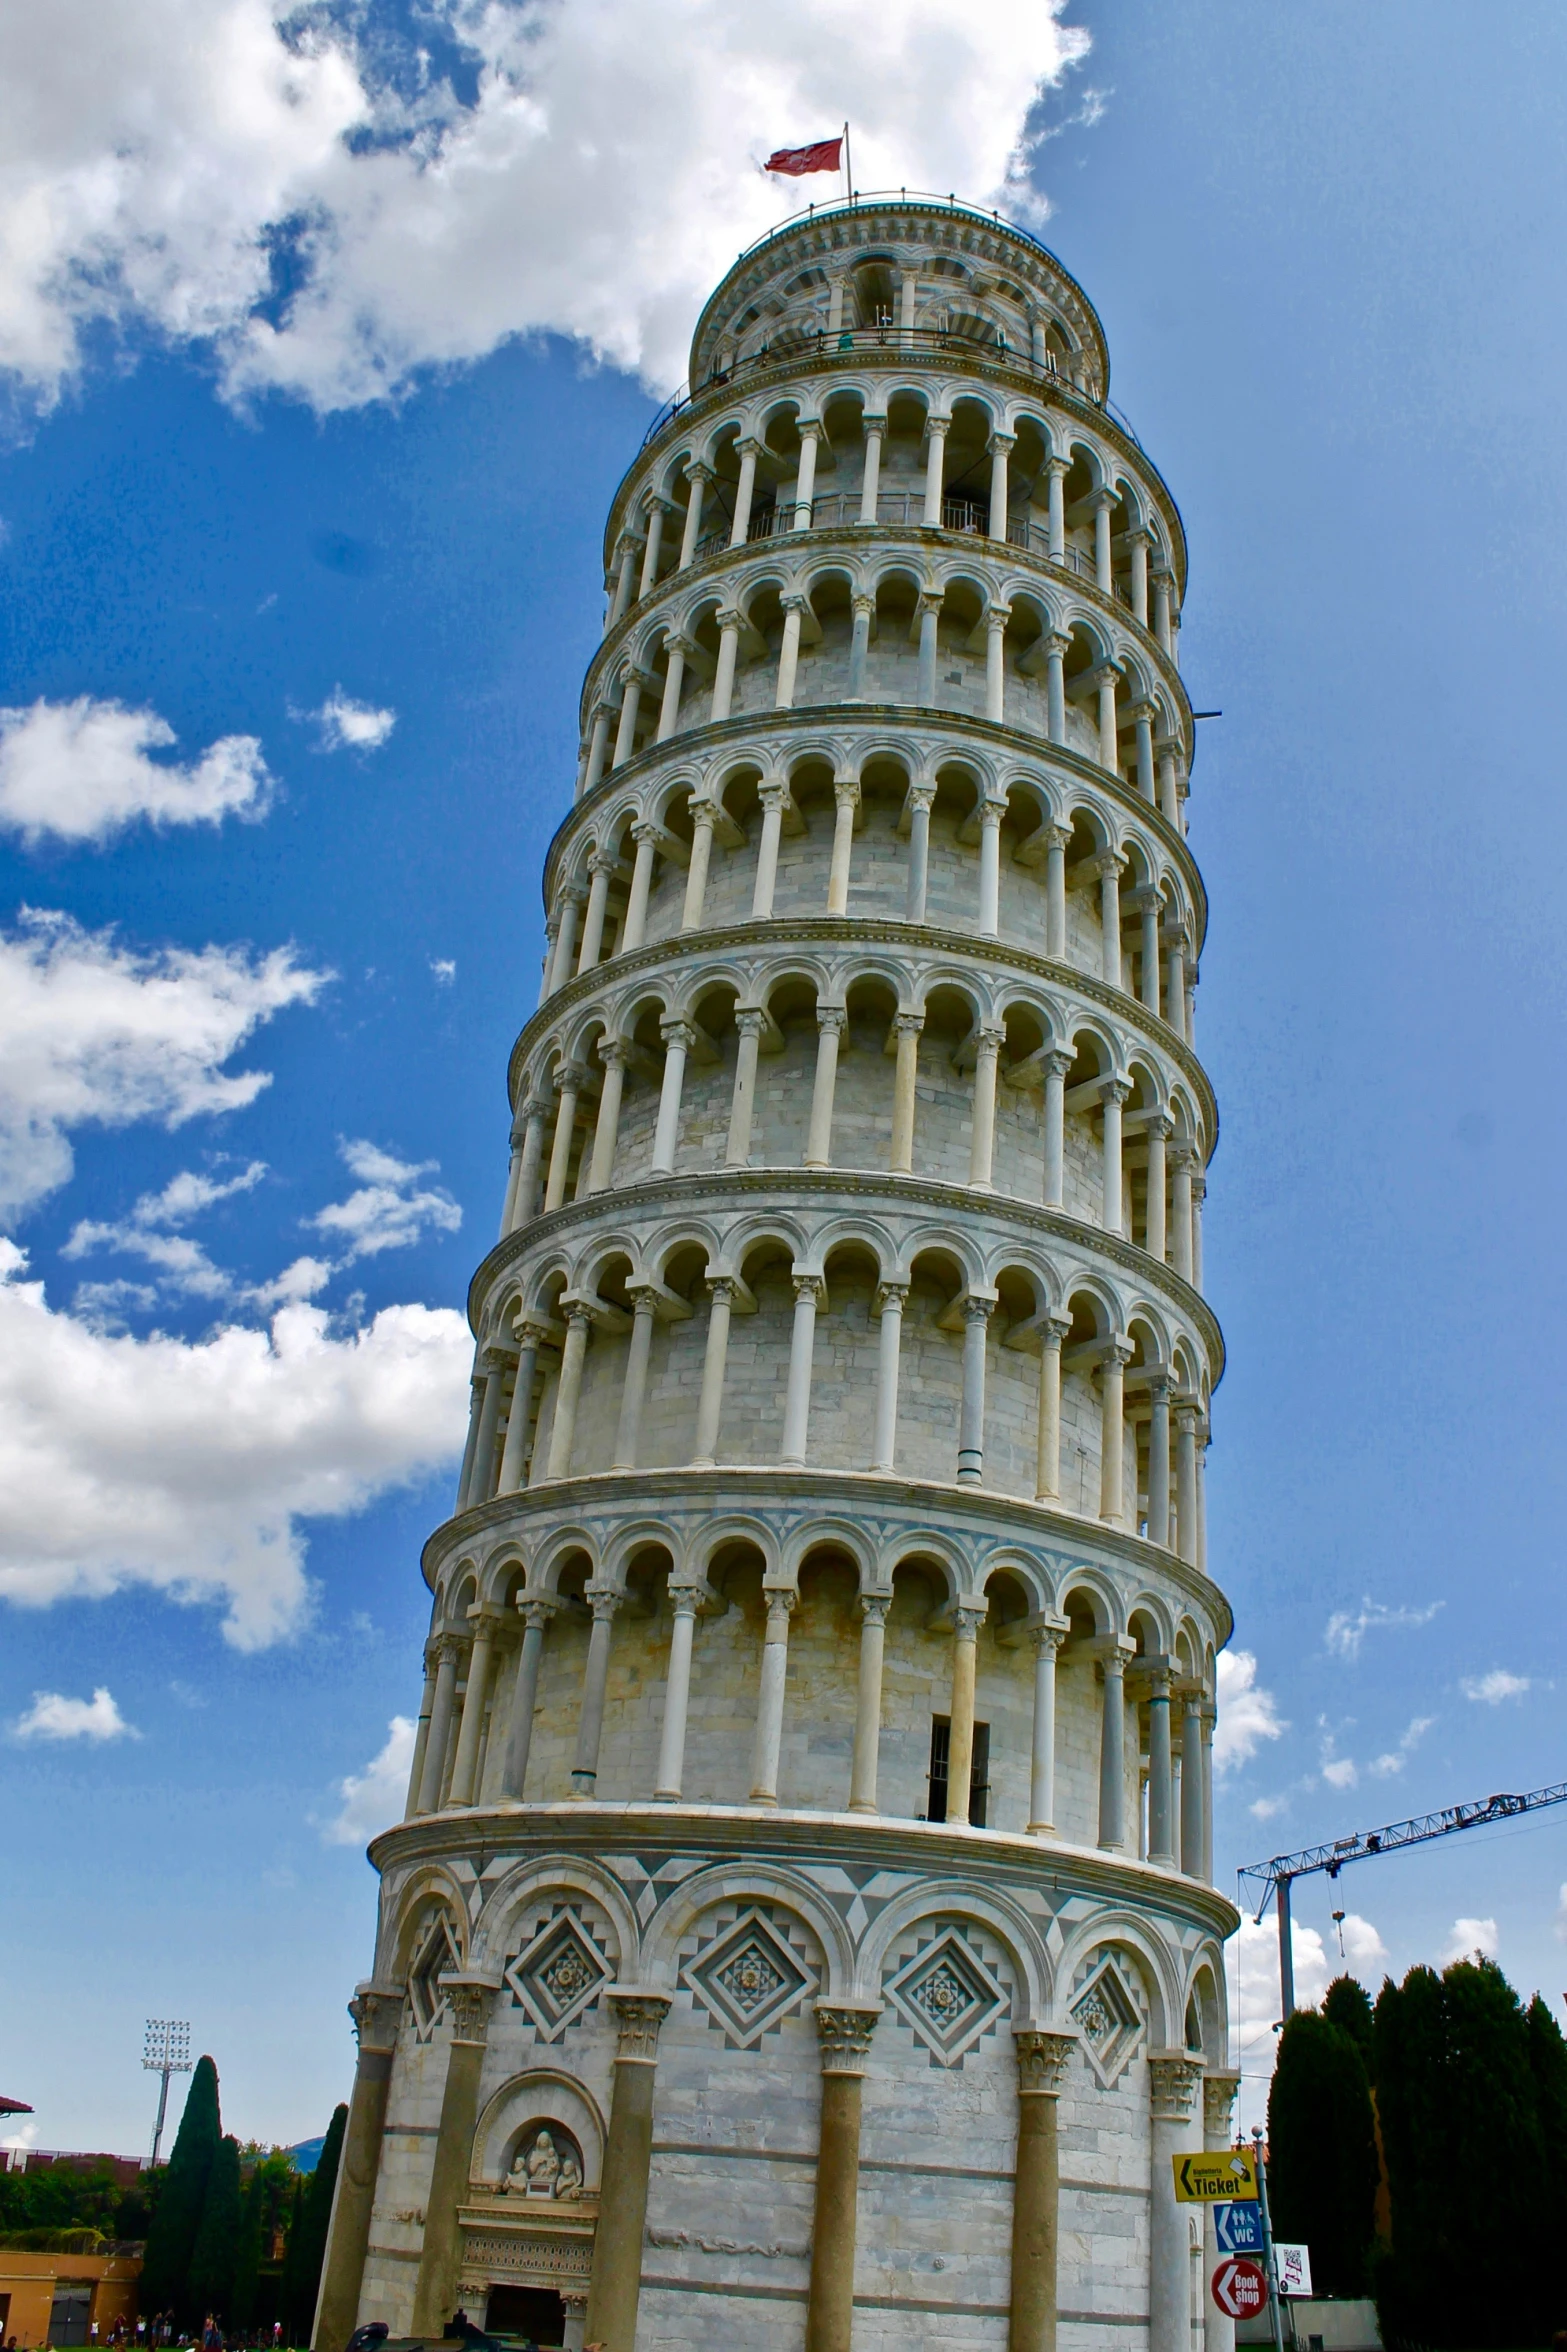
[1236,1778,1567,2017]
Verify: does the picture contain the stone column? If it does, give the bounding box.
[848,1593,889,1812]
[871,1280,908,1470]
[969,1024,1003,1188]
[681,798,720,926]
[1028,1627,1066,1832]
[501,1600,552,1798]
[847,594,875,700]
[889,1012,922,1172]
[776,593,807,707]
[859,419,884,522]
[543,1062,584,1212]
[447,1613,499,1808]
[804,1005,846,1167]
[988,431,1014,539]
[945,1598,987,1823]
[497,1325,547,1493]
[1148,2057,1205,2352]
[677,463,711,566]
[653,1582,701,1799]
[1192,1170,1206,1290]
[612,1284,659,1469]
[725,1009,766,1165]
[1092,491,1115,594]
[651,1017,694,1173]
[409,1978,498,2336]
[1095,849,1125,988]
[466,1351,507,1506]
[1042,1050,1070,1207]
[620,821,658,950]
[548,886,585,991]
[1098,1342,1131,1524]
[709,610,742,721]
[915,593,942,705]
[638,497,670,595]
[1181,1688,1204,1875]
[1171,1149,1195,1280]
[827,777,860,912]
[611,667,649,768]
[587,1038,627,1192]
[571,1586,621,1796]
[1153,570,1174,653]
[806,2006,882,2352]
[1127,700,1156,803]
[781,1273,824,1462]
[1100,1080,1128,1232]
[958,1293,994,1484]
[404,1651,439,1818]
[729,438,760,546]
[1044,634,1069,745]
[310,1985,403,2352]
[1146,1116,1170,1263]
[691,1276,736,1465]
[584,1993,672,2352]
[1133,890,1162,1015]
[454,1376,483,1513]
[749,1589,796,1802]
[792,421,822,528]
[1165,930,1188,1041]
[978,796,1005,932]
[751,781,786,915]
[1098,1641,1129,1849]
[1203,2072,1242,2352]
[655,633,691,740]
[922,417,949,525]
[1045,458,1068,561]
[510,1096,548,1227]
[1147,1664,1176,1864]
[606,534,637,627]
[1157,742,1181,829]
[1174,1403,1199,1567]
[1034,1314,1070,1498]
[1009,2030,1076,2352]
[905,783,934,920]
[1147,1373,1171,1547]
[578,705,613,802]
[544,1304,592,1479]
[1128,528,1151,627]
[1200,1700,1216,1879]
[1096,663,1121,773]
[416,1637,460,1813]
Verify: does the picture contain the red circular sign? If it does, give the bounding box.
[1212,2258,1269,2319]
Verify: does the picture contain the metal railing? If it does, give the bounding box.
[678,500,1128,603]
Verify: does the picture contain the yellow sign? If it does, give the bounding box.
[1173,2151,1260,2204]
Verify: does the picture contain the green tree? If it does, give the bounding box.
[229,2158,266,2331]
[278,2177,307,2346]
[1267,2008,1379,2294]
[140,2056,223,2322]
[188,2135,243,2322]
[1442,1958,1546,2346]
[284,2107,347,2346]
[1322,1973,1376,2080]
[1527,1994,1567,2340]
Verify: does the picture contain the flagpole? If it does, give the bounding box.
[843,122,852,203]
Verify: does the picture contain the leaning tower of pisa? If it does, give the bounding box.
[314,196,1241,2352]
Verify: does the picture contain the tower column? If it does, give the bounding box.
[1146,1372,1172,1547]
[922,417,950,524]
[1008,2030,1076,2352]
[1181,1686,1205,1874]
[587,1037,627,1192]
[446,1611,499,1807]
[805,2006,882,2352]
[1146,1663,1176,1864]
[1099,1340,1132,1524]
[781,1273,824,1462]
[848,1592,890,1812]
[988,430,1015,539]
[905,782,935,919]
[310,1985,403,2352]
[859,419,884,522]
[890,1011,923,1172]
[958,1293,994,1484]
[1028,1625,1066,1833]
[1045,458,1068,560]
[729,438,760,545]
[978,796,1005,932]
[1042,1049,1071,1207]
[612,1284,659,1469]
[1034,1313,1070,1499]
[409,1980,499,2337]
[1044,632,1069,745]
[651,1017,694,1173]
[677,462,711,566]
[945,1597,987,1821]
[749,1589,796,1802]
[827,777,860,912]
[871,1280,908,1470]
[915,592,942,705]
[692,1275,737,1464]
[508,1094,548,1228]
[1098,1638,1131,1849]
[985,605,1011,724]
[585,1995,672,2352]
[415,1637,460,1814]
[751,780,786,914]
[1148,2057,1205,2352]
[804,1005,846,1167]
[776,592,807,707]
[571,1586,621,1796]
[968,1023,1003,1188]
[501,1599,553,1798]
[543,1061,585,1213]
[655,632,691,740]
[620,820,658,950]
[653,1581,702,1799]
[725,1008,767,1165]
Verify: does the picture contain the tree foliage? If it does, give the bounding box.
[1267,2008,1379,2294]
[1322,1973,1376,2080]
[188,2135,243,2321]
[140,2056,222,2320]
[282,2107,346,2347]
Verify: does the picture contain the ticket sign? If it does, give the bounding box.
[1214,2200,1265,2256]
[1212,2258,1269,2319]
[1174,2150,1260,2204]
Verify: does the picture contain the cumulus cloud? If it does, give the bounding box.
[1212,1649,1286,1772]
[0,697,270,846]
[1337,1914,1389,1974]
[305,1138,461,1261]
[323,1714,416,1845]
[12,1685,137,1743]
[65,1160,267,1300]
[0,0,1089,415]
[0,909,327,1218]
[429,958,456,986]
[312,690,396,752]
[1326,1596,1444,1660]
[1462,1668,1531,1704]
[0,1239,470,1647]
[1369,1715,1435,1778]
[1228,1915,1332,2042]
[1441,1917,1499,1965]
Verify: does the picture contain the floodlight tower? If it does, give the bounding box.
[142,2019,191,2165]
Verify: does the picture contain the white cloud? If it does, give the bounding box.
[1461,1668,1531,1704]
[1321,1754,1359,1790]
[1212,1649,1286,1772]
[429,958,456,986]
[323,1714,416,1845]
[313,690,396,752]
[0,698,270,845]
[0,908,328,1218]
[305,1137,461,1262]
[1369,1715,1435,1777]
[65,1160,267,1299]
[1,2122,38,2155]
[1326,1596,1444,1660]
[1441,1916,1499,1965]
[1338,1913,1389,1974]
[12,1685,137,1743]
[0,0,1089,415]
[0,1239,470,1648]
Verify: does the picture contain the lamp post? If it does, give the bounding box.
[143,2020,191,2164]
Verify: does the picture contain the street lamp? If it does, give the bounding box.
[142,2021,191,2165]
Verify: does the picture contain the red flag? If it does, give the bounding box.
[765,137,843,178]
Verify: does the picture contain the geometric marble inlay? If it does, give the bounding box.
[886,1927,1008,2069]
[683,1907,814,2049]
[506,1910,611,2042]
[1070,1956,1143,2086]
[408,1911,463,2043]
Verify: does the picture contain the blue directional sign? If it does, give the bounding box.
[1214,2201,1264,2256]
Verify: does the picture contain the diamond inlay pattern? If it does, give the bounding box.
[1070,1956,1143,2086]
[886,1927,1008,2068]
[506,1907,611,2041]
[683,1906,816,2048]
[407,1912,462,2043]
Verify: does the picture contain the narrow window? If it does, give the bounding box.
[927,1716,991,1825]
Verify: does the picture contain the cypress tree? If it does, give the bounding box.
[279,2177,307,2346]
[1267,2008,1379,2294]
[189,2135,243,2323]
[1373,1966,1451,2344]
[1322,1973,1376,2080]
[1441,1958,1545,2347]
[1527,1994,1567,2340]
[284,2107,347,2346]
[230,2159,267,2332]
[140,2055,222,2322]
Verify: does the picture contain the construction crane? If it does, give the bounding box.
[1238,1780,1567,2015]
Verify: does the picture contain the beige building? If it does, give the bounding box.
[314,194,1239,2352]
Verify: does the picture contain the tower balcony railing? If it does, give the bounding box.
[686,495,1127,598]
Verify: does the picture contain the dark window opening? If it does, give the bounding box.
[485,2284,565,2344]
[927,1716,990,1825]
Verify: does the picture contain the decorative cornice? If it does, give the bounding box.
[609,1990,672,2061]
[1015,2028,1077,2095]
[1147,2051,1205,2121]
[815,2002,882,2073]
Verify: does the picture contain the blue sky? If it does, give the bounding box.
[1,0,1564,2151]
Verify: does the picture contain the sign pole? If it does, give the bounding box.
[1251,2129,1288,2352]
